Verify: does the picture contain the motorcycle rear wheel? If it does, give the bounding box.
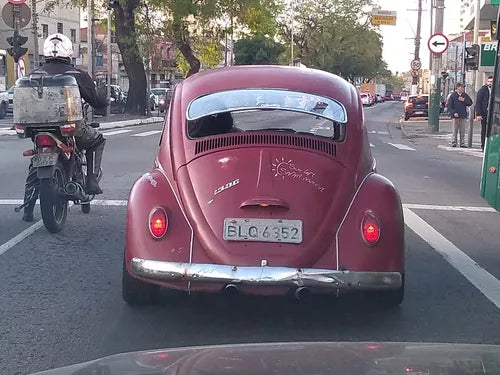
[40,161,68,233]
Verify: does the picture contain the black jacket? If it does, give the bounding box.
[34,58,107,109]
[448,91,473,119]
[475,85,490,118]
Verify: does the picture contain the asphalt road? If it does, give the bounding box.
[1,102,500,374]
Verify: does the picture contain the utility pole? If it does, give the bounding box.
[106,8,111,117]
[411,0,422,95]
[428,0,444,133]
[429,0,433,72]
[31,0,39,70]
[87,0,93,121]
[467,0,480,148]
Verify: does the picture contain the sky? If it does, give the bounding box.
[376,0,462,73]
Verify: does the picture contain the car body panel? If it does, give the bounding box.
[125,65,404,296]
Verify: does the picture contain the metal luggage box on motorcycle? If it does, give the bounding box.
[13,74,83,127]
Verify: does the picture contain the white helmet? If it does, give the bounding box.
[43,33,73,59]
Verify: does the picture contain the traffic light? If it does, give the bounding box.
[464,44,480,71]
[7,31,28,63]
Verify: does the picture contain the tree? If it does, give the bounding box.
[164,0,281,77]
[234,35,284,65]
[278,0,388,82]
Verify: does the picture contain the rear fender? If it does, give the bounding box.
[336,173,405,273]
[125,169,193,271]
[37,165,56,179]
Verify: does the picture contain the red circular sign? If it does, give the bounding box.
[7,0,27,5]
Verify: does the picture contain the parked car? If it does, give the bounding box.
[95,84,126,115]
[122,65,405,306]
[404,94,429,121]
[360,93,371,106]
[0,88,8,119]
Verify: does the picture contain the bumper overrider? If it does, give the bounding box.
[130,258,402,290]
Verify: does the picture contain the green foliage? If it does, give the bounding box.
[279,0,389,81]
[235,35,284,65]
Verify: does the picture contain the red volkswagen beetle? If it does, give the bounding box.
[123,66,405,306]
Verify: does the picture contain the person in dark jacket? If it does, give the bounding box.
[475,76,493,150]
[21,33,108,222]
[447,83,473,148]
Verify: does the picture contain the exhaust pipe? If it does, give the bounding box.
[295,287,311,301]
[223,284,239,297]
[64,181,89,201]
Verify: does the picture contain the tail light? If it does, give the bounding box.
[15,124,25,135]
[405,102,413,108]
[149,207,168,239]
[36,134,56,147]
[60,123,76,135]
[361,212,380,245]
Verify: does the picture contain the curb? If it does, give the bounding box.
[99,116,164,130]
[437,144,484,158]
[0,116,164,137]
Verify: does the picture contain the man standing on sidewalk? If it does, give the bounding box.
[448,83,473,148]
[475,76,493,150]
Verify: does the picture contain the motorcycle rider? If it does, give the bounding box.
[22,33,108,222]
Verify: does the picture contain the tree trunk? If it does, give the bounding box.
[113,1,147,115]
[173,20,200,78]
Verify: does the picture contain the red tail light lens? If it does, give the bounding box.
[362,213,380,245]
[36,134,56,147]
[149,207,168,239]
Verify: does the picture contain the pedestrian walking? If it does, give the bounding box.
[475,76,493,150]
[447,83,473,148]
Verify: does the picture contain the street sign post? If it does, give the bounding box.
[428,33,449,55]
[410,59,422,71]
[371,9,397,26]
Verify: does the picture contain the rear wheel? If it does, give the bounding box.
[122,257,159,305]
[39,161,68,233]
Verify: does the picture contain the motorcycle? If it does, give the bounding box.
[13,74,102,233]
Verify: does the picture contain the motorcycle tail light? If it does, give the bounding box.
[15,124,25,134]
[361,213,380,246]
[60,123,76,135]
[149,207,168,239]
[36,134,56,147]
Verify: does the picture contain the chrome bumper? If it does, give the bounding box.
[130,258,402,290]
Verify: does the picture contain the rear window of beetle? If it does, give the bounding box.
[186,89,347,140]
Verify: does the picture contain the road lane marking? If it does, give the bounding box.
[388,143,416,151]
[101,129,133,136]
[404,208,500,310]
[403,203,496,212]
[0,220,44,256]
[131,130,162,137]
[370,143,375,148]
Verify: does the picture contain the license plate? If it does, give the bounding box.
[415,111,424,115]
[32,153,58,167]
[224,218,303,244]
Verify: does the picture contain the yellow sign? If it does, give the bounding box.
[371,15,396,26]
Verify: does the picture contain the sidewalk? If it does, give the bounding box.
[0,114,164,136]
[400,117,484,158]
